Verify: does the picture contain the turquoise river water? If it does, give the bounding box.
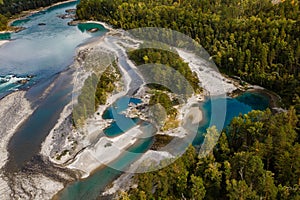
[0,0,107,98]
[0,1,270,200]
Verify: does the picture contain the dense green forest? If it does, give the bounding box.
[129,46,201,130]
[121,109,299,199]
[76,0,300,108]
[0,0,68,30]
[72,63,120,127]
[75,0,300,199]
[128,46,201,95]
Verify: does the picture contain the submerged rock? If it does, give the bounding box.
[27,74,35,78]
[65,9,76,13]
[14,26,26,33]
[57,13,75,19]
[67,20,80,26]
[87,28,99,33]
[17,79,28,84]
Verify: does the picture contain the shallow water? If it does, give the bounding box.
[58,127,154,200]
[0,0,107,96]
[2,1,107,170]
[236,91,270,110]
[193,93,269,146]
[58,92,269,200]
[0,1,270,198]
[103,96,143,137]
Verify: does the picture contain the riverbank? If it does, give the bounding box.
[0,91,33,169]
[67,125,146,178]
[0,91,69,199]
[40,28,142,174]
[0,40,9,47]
[0,91,33,199]
[42,25,234,179]
[7,0,77,28]
[0,0,77,47]
[176,49,237,96]
[247,87,282,109]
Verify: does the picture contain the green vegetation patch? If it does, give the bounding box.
[123,108,300,199]
[149,91,177,116]
[151,134,174,151]
[73,62,120,127]
[148,90,180,130]
[0,14,7,31]
[56,149,69,160]
[129,47,201,97]
[0,0,68,31]
[77,0,300,107]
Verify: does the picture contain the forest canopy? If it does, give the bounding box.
[123,109,300,200]
[75,0,300,199]
[0,0,68,30]
[128,47,201,95]
[76,0,300,107]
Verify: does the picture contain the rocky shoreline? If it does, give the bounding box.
[0,0,77,47]
[0,40,9,47]
[40,27,143,176]
[0,91,33,199]
[0,12,283,199]
[42,22,272,199]
[0,91,33,169]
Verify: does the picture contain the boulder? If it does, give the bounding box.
[87,28,99,33]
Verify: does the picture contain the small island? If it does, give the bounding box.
[0,0,298,200]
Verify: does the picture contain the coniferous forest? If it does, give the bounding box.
[0,0,68,30]
[1,0,299,199]
[123,109,300,199]
[76,0,300,107]
[75,0,300,199]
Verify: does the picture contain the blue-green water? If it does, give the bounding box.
[236,91,270,110]
[0,1,271,198]
[104,117,141,137]
[58,130,154,200]
[193,93,269,146]
[58,92,269,200]
[103,97,143,137]
[77,23,106,35]
[2,2,107,169]
[0,0,107,96]
[0,32,11,40]
[103,97,142,117]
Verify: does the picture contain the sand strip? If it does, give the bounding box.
[0,40,9,47]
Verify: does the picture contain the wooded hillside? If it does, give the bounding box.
[76,0,300,107]
[123,109,300,200]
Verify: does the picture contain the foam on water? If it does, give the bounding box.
[0,74,33,95]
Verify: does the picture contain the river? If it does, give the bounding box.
[0,1,270,200]
[0,1,107,169]
[0,0,107,98]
